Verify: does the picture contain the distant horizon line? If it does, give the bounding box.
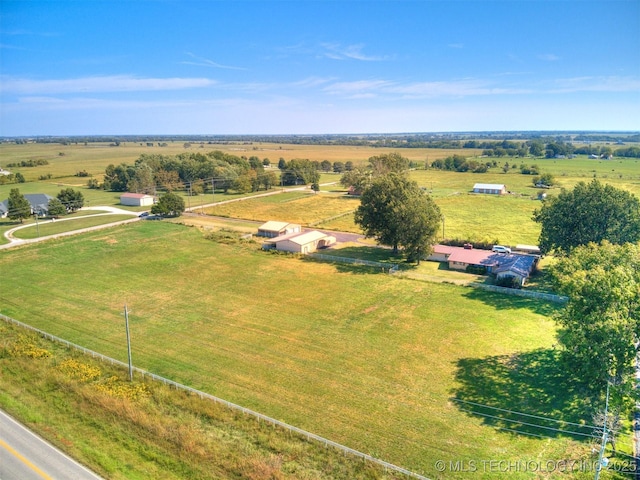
[2,130,639,139]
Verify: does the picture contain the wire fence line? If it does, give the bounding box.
[0,313,429,480]
[469,283,568,303]
[308,253,399,273]
[308,210,356,227]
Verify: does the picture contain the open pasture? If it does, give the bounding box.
[206,190,361,227]
[0,221,601,477]
[0,141,475,184]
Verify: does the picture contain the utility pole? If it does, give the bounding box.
[34,213,40,238]
[124,304,133,382]
[595,381,610,480]
[442,215,445,240]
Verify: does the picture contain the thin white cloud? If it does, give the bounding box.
[323,79,395,97]
[289,76,336,88]
[448,43,464,49]
[181,52,246,70]
[323,78,531,98]
[321,75,640,100]
[320,43,388,61]
[0,75,217,94]
[549,75,640,93]
[538,53,560,61]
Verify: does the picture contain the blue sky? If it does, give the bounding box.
[1,0,639,136]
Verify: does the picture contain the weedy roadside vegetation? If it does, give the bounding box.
[0,323,402,479]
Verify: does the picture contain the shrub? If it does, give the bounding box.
[496,275,521,289]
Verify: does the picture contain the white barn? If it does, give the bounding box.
[120,193,155,207]
[262,230,336,254]
[472,183,507,195]
[257,221,301,238]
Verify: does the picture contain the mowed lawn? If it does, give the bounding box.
[0,221,593,477]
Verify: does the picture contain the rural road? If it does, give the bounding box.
[0,409,103,480]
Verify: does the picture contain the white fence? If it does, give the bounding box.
[1,313,429,480]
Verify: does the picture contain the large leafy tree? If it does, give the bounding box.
[533,179,640,255]
[396,192,442,264]
[368,152,409,175]
[103,163,135,192]
[551,242,640,393]
[57,188,84,212]
[340,152,410,195]
[47,198,67,217]
[7,188,31,223]
[355,173,441,260]
[280,158,319,186]
[151,192,185,217]
[127,162,156,194]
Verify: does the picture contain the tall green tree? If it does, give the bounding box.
[533,179,640,255]
[151,192,185,217]
[57,188,84,212]
[7,188,31,223]
[551,242,640,393]
[47,198,67,217]
[127,162,156,194]
[396,192,442,264]
[368,152,409,175]
[355,173,441,259]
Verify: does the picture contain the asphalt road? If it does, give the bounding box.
[0,410,103,480]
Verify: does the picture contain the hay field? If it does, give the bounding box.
[0,221,599,477]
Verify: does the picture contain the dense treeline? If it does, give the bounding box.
[6,159,50,167]
[99,151,325,195]
[4,132,638,149]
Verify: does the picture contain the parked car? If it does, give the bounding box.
[492,245,511,254]
[138,211,149,217]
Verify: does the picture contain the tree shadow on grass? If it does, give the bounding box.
[328,246,407,264]
[462,286,560,317]
[302,245,420,274]
[451,348,598,441]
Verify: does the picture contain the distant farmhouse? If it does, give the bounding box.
[472,183,507,195]
[0,193,54,218]
[428,244,538,286]
[120,193,155,207]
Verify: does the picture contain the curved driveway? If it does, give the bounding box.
[1,207,140,250]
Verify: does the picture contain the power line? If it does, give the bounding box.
[452,398,599,430]
[456,406,596,439]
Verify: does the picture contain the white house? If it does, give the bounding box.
[0,193,53,218]
[472,183,507,195]
[120,193,155,207]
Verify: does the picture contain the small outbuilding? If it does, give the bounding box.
[472,183,507,195]
[257,221,301,238]
[262,230,336,254]
[120,193,155,207]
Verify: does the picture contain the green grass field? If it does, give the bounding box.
[0,322,405,480]
[0,221,617,478]
[1,142,639,478]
